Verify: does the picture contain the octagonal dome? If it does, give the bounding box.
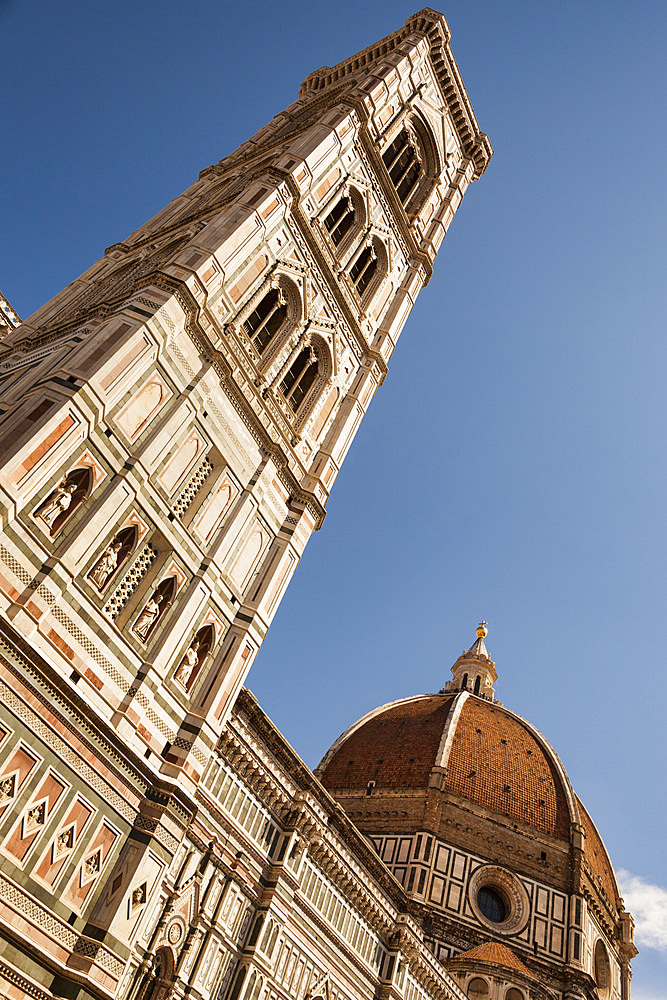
[315,626,622,918]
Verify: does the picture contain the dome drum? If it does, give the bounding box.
[317,627,631,997]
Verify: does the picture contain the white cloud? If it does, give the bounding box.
[625,990,667,1000]
[618,869,667,951]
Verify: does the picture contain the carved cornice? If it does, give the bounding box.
[232,690,410,913]
[299,9,492,179]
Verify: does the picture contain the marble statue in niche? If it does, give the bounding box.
[35,479,77,528]
[174,640,200,687]
[131,574,177,643]
[132,594,164,641]
[89,541,122,590]
[88,524,138,592]
[173,624,214,692]
[33,466,93,536]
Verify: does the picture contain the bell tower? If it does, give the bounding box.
[0,12,491,996]
[0,9,491,754]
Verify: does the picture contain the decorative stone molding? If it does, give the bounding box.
[467,865,530,936]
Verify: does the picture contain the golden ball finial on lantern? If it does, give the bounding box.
[476,621,488,639]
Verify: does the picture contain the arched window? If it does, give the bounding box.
[243,970,264,1000]
[34,466,93,537]
[466,979,489,1000]
[473,675,481,695]
[136,947,174,1000]
[243,288,288,355]
[279,345,320,413]
[594,940,611,996]
[323,195,355,246]
[349,244,378,298]
[505,989,525,1000]
[382,129,423,208]
[461,673,468,691]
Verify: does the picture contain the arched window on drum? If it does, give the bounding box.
[466,978,489,1000]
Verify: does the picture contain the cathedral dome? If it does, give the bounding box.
[316,625,621,918]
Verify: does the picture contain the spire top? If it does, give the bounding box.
[445,622,498,701]
[465,621,490,659]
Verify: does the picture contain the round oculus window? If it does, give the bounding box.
[477,886,507,923]
[468,865,530,935]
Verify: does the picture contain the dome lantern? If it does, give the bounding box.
[444,621,498,699]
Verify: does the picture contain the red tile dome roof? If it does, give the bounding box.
[318,692,572,840]
[447,941,533,976]
[317,681,620,913]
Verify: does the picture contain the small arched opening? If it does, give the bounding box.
[135,946,174,1000]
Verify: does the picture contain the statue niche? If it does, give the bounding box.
[33,467,92,537]
[88,525,137,591]
[131,575,177,644]
[173,624,214,692]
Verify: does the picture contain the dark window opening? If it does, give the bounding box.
[280,346,319,413]
[477,887,506,923]
[243,288,287,355]
[473,675,481,695]
[382,130,423,209]
[349,245,378,297]
[324,196,355,246]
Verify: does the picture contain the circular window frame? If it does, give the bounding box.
[468,865,530,935]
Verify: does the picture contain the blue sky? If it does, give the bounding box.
[2,0,665,994]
